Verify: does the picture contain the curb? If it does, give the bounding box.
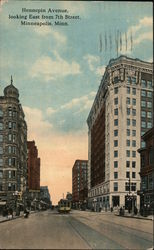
[115,214,153,221]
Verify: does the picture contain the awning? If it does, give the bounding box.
[0,201,6,205]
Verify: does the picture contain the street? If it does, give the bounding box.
[0,210,153,249]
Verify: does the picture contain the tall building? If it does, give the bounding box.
[0,77,27,209]
[87,56,153,210]
[27,141,40,206]
[72,160,88,206]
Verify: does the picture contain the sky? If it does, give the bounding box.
[0,0,153,204]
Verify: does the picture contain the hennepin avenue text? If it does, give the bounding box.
[0,1,153,250]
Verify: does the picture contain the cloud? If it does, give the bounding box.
[23,105,88,204]
[60,1,86,16]
[96,65,106,76]
[46,107,57,116]
[30,51,81,81]
[34,26,67,44]
[83,54,99,71]
[60,91,96,113]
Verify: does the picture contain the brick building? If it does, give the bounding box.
[72,160,88,207]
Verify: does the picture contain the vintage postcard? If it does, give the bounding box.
[0,0,153,249]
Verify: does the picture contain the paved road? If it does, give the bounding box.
[0,210,153,249]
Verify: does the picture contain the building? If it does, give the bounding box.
[138,127,154,214]
[0,77,27,210]
[40,186,52,209]
[87,56,153,210]
[72,160,88,207]
[27,140,40,208]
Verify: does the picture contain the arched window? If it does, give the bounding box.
[0,108,3,117]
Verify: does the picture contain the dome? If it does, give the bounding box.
[4,76,19,99]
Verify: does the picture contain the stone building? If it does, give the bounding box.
[72,160,88,207]
[0,77,27,210]
[87,56,153,210]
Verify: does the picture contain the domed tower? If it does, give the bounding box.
[4,76,19,100]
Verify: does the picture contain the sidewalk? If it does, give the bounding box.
[0,210,37,223]
[114,211,153,220]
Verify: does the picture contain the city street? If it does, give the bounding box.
[0,210,153,249]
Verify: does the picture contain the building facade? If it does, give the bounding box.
[27,140,40,207]
[40,186,51,209]
[0,78,27,210]
[87,56,153,210]
[72,160,88,207]
[138,127,154,213]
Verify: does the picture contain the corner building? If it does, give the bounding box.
[87,56,153,210]
[0,79,27,209]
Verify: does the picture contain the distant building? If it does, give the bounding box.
[87,56,153,210]
[0,77,27,210]
[72,160,88,206]
[27,141,40,207]
[66,192,72,201]
[138,127,154,213]
[40,186,51,208]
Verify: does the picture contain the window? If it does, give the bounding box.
[12,158,16,166]
[8,158,11,166]
[132,109,136,116]
[132,130,136,136]
[127,76,131,84]
[114,130,118,136]
[127,87,130,94]
[127,108,130,115]
[126,150,130,157]
[132,172,136,178]
[114,98,118,105]
[147,102,152,108]
[132,77,136,84]
[141,121,146,128]
[114,119,118,126]
[0,184,3,191]
[132,119,136,126]
[8,134,12,141]
[147,112,152,118]
[147,91,152,98]
[114,151,118,157]
[8,183,11,191]
[13,134,16,143]
[114,161,118,168]
[127,97,130,105]
[141,111,146,117]
[8,122,12,129]
[0,109,3,117]
[147,80,152,89]
[114,140,118,147]
[141,101,146,107]
[0,123,3,130]
[114,182,118,191]
[8,170,11,178]
[132,151,136,157]
[127,119,130,126]
[0,147,3,154]
[147,122,152,128]
[141,141,146,148]
[13,122,16,129]
[125,182,130,191]
[8,146,12,154]
[132,88,136,95]
[0,158,3,166]
[131,183,136,191]
[127,140,130,146]
[126,161,130,168]
[132,98,136,105]
[12,146,16,154]
[141,79,146,88]
[0,170,3,178]
[114,87,118,94]
[149,149,153,165]
[126,172,130,178]
[0,135,3,142]
[141,90,146,97]
[141,131,145,136]
[127,129,130,136]
[114,172,118,179]
[8,108,12,117]
[114,108,118,115]
[132,161,136,168]
[132,140,136,147]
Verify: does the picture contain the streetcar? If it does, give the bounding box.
[58,199,71,213]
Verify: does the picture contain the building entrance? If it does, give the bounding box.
[112,196,119,207]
